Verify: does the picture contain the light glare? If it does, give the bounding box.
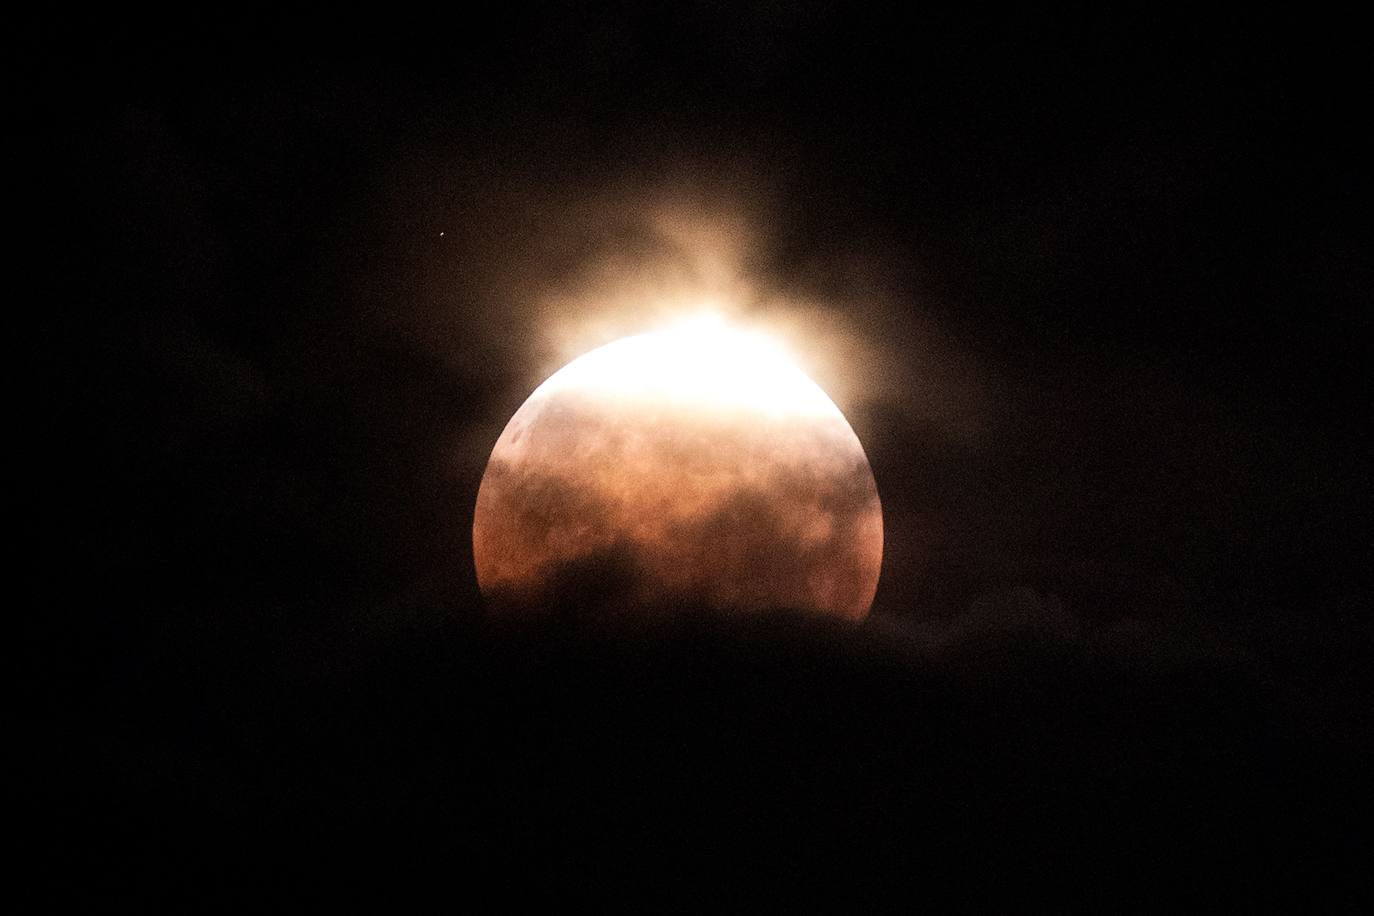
[534,314,842,419]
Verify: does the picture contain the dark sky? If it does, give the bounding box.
[29,7,1369,908]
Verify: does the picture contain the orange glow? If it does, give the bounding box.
[473,317,883,620]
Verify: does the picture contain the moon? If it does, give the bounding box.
[473,316,883,620]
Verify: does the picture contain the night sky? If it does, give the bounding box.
[30,7,1369,908]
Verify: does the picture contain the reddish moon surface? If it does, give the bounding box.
[472,318,883,620]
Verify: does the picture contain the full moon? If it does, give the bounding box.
[473,316,883,620]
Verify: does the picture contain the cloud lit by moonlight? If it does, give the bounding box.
[473,314,883,620]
